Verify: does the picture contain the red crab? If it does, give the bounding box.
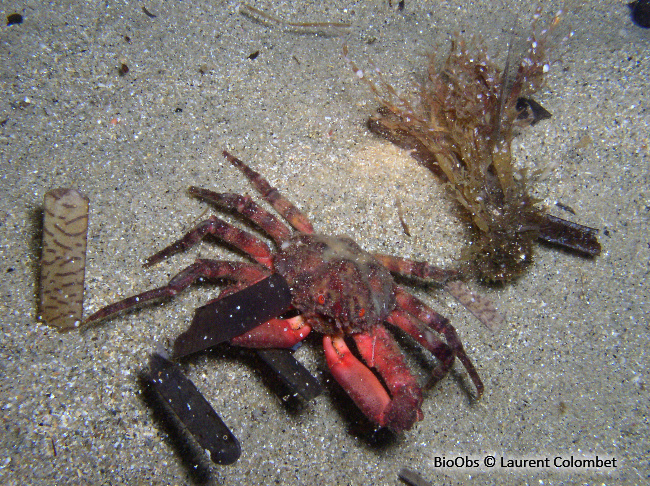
[86,150,483,432]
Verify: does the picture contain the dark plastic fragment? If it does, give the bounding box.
[516,97,552,125]
[148,353,240,465]
[173,273,293,358]
[7,13,23,26]
[538,214,601,256]
[629,0,650,28]
[255,349,323,401]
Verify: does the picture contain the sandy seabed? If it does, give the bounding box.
[1,1,648,484]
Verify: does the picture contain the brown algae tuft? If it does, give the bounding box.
[345,8,600,282]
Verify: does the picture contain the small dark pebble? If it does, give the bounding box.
[398,467,432,486]
[118,63,129,76]
[629,0,650,28]
[7,13,23,26]
[248,50,260,60]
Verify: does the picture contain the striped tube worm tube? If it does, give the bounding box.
[40,188,89,330]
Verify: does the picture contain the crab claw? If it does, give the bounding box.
[323,335,423,432]
[324,335,390,427]
[231,316,311,348]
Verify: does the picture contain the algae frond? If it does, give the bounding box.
[346,9,600,281]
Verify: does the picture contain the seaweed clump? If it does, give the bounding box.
[346,9,600,282]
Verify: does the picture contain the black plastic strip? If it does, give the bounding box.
[173,273,293,358]
[148,353,240,465]
[255,349,323,401]
[538,214,601,256]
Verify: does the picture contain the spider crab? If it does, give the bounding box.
[86,151,483,432]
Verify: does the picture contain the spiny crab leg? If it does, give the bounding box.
[373,253,460,283]
[85,260,269,324]
[188,187,292,244]
[145,215,274,269]
[393,287,484,397]
[223,150,315,234]
[385,307,456,387]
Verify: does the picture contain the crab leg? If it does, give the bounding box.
[385,308,455,387]
[189,187,292,244]
[222,150,314,234]
[393,287,484,397]
[145,216,273,269]
[352,326,424,432]
[85,260,269,324]
[323,335,391,429]
[373,253,459,283]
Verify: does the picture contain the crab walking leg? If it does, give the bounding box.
[394,287,484,398]
[145,216,273,269]
[353,326,424,432]
[323,335,392,429]
[223,150,315,234]
[85,260,269,324]
[231,315,312,348]
[189,188,292,244]
[386,308,456,387]
[373,253,459,283]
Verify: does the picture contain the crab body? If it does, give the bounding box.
[275,233,395,335]
[86,151,483,432]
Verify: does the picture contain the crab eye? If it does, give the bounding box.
[317,294,326,305]
[358,308,366,318]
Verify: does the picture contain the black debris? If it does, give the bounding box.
[7,13,23,26]
[142,6,157,18]
[173,273,293,358]
[629,0,650,28]
[148,353,240,465]
[555,202,576,215]
[398,467,433,486]
[256,349,323,401]
[516,97,552,126]
[538,215,601,256]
